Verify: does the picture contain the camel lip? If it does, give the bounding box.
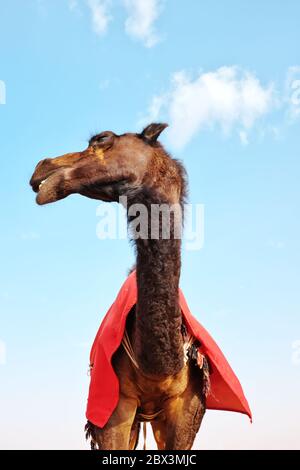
[31,181,41,194]
[30,170,57,193]
[38,177,50,190]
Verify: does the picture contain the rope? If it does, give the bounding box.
[122,329,194,370]
[121,329,140,369]
[137,410,164,450]
[137,409,164,421]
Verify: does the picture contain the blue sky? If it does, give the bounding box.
[0,0,300,449]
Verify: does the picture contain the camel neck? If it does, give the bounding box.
[128,190,184,376]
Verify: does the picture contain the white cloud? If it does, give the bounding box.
[86,0,111,35]
[123,0,163,47]
[286,66,300,120]
[143,66,276,149]
[143,94,166,121]
[68,0,164,46]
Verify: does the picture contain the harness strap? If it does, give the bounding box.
[137,410,164,451]
[122,329,194,370]
[121,329,140,369]
[137,409,164,421]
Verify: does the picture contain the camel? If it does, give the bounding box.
[29,123,208,450]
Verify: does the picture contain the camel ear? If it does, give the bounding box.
[140,123,168,143]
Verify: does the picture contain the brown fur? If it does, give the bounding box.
[29,123,207,450]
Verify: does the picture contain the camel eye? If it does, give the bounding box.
[89,133,113,147]
[97,134,110,142]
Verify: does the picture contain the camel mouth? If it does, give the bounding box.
[30,167,70,205]
[31,177,49,193]
[30,169,60,194]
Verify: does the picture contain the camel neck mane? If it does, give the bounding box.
[128,187,184,376]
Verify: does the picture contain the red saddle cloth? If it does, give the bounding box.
[86,271,252,427]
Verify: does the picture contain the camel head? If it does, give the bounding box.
[30,123,185,206]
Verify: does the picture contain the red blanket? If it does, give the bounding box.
[86,271,252,427]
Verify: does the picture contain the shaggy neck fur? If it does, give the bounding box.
[128,185,185,377]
